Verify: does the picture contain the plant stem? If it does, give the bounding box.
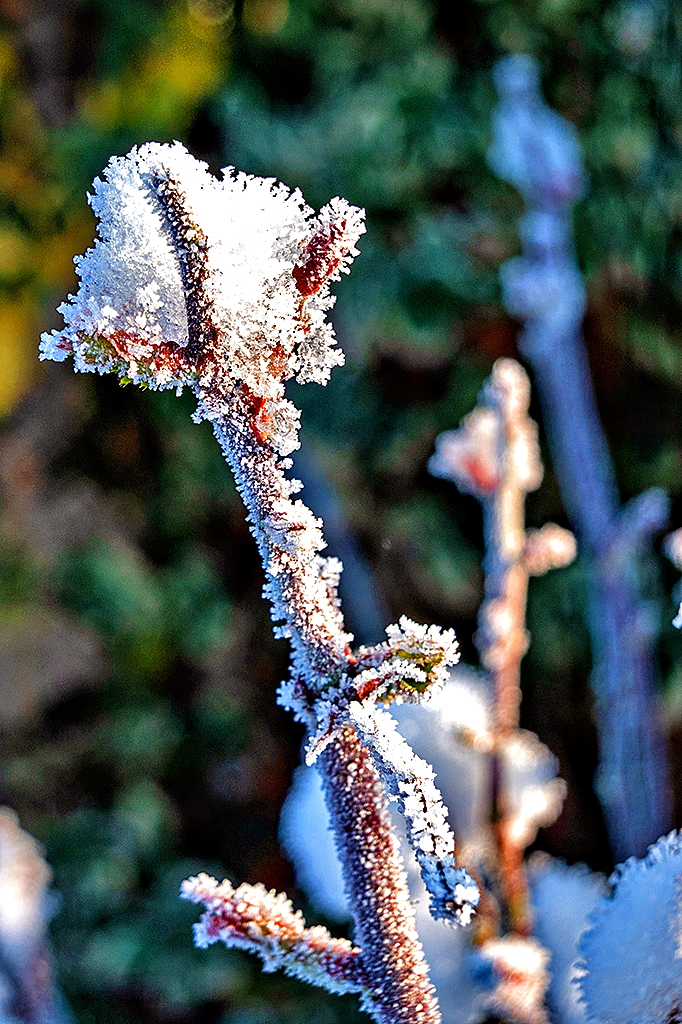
[319,727,441,1024]
[478,363,537,935]
[208,410,442,1022]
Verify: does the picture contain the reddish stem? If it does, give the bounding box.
[318,727,441,1024]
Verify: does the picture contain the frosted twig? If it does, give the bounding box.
[180,873,368,998]
[430,358,572,1022]
[430,359,571,930]
[489,53,671,859]
[347,701,479,925]
[40,142,479,1023]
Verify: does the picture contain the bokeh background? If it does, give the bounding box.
[1,0,682,1021]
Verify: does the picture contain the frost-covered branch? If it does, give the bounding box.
[430,358,572,1022]
[432,360,575,738]
[181,873,368,998]
[40,141,478,1023]
[488,53,671,859]
[347,701,479,925]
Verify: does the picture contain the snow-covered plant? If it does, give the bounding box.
[280,351,682,1023]
[280,362,578,1024]
[180,873,368,1001]
[40,141,479,1024]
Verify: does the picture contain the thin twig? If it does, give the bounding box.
[430,358,574,1022]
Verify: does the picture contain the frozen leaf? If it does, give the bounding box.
[579,831,682,1024]
[529,857,606,1024]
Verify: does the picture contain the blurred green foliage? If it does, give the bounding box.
[1,0,682,1022]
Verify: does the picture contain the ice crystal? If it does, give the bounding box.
[40,142,364,406]
[43,145,478,996]
[39,141,365,696]
[180,874,367,998]
[394,670,495,843]
[282,669,492,929]
[288,615,477,924]
[301,615,461,758]
[578,831,682,1024]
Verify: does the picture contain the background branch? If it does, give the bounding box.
[489,54,672,859]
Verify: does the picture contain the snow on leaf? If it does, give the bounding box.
[529,857,606,1024]
[578,831,682,1024]
[40,141,365,430]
